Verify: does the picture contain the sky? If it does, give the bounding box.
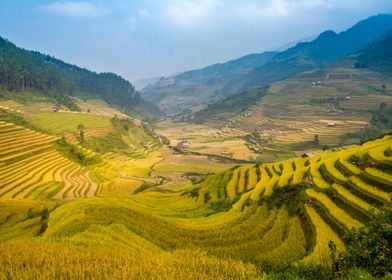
[0,1,391,82]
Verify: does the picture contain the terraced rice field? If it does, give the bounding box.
[0,120,98,199]
[204,65,392,147]
[178,135,392,265]
[0,115,391,276]
[29,112,111,134]
[155,120,258,161]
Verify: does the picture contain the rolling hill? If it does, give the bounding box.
[0,36,161,119]
[1,10,392,280]
[184,26,392,161]
[142,14,392,115]
[1,129,391,278]
[142,51,277,114]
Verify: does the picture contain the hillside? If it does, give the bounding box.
[185,30,392,161]
[1,7,392,279]
[245,14,392,86]
[142,51,276,114]
[0,36,161,119]
[0,103,165,200]
[354,28,392,72]
[1,132,391,278]
[142,14,392,115]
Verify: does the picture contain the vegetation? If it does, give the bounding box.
[55,138,102,166]
[29,112,111,134]
[192,86,268,124]
[341,103,392,144]
[1,13,392,280]
[0,36,160,118]
[85,116,160,154]
[1,113,392,278]
[332,207,392,278]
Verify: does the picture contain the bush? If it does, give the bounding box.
[333,207,392,277]
[39,208,50,235]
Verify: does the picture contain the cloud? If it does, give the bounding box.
[125,8,152,31]
[231,0,330,23]
[162,0,333,28]
[127,17,137,31]
[39,1,100,17]
[163,0,218,28]
[137,8,151,18]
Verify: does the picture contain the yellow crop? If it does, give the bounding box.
[226,168,239,198]
[306,188,362,229]
[278,161,294,187]
[302,205,345,267]
[310,163,330,189]
[365,167,392,185]
[324,158,348,183]
[331,183,375,213]
[246,167,258,191]
[350,176,391,203]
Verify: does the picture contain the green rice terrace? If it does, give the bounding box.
[0,101,391,278]
[1,10,392,280]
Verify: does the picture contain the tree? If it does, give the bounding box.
[0,36,159,116]
[379,101,387,110]
[333,207,392,277]
[39,208,50,234]
[204,192,211,202]
[313,134,319,146]
[77,123,85,143]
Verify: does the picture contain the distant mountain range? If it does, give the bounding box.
[353,28,392,72]
[132,76,161,91]
[0,37,160,119]
[191,28,392,125]
[142,14,392,115]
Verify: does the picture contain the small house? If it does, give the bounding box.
[177,140,190,149]
[302,152,315,158]
[327,122,336,127]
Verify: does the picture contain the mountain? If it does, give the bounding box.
[132,76,161,91]
[0,36,161,119]
[142,51,277,114]
[274,34,317,52]
[353,28,392,72]
[143,14,392,115]
[243,14,392,89]
[188,29,392,153]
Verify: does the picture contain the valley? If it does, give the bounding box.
[0,11,391,280]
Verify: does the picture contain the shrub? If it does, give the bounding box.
[333,207,392,277]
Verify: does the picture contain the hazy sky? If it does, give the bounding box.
[0,1,391,81]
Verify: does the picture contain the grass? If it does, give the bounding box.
[0,240,259,280]
[0,120,100,199]
[1,113,392,279]
[29,112,111,134]
[306,188,363,229]
[301,205,346,267]
[331,183,375,213]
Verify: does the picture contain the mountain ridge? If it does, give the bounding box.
[0,36,161,119]
[142,14,392,115]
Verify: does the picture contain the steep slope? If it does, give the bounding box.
[243,14,392,88]
[189,28,392,157]
[0,135,391,279]
[353,28,392,72]
[142,51,276,114]
[143,14,392,115]
[0,36,161,119]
